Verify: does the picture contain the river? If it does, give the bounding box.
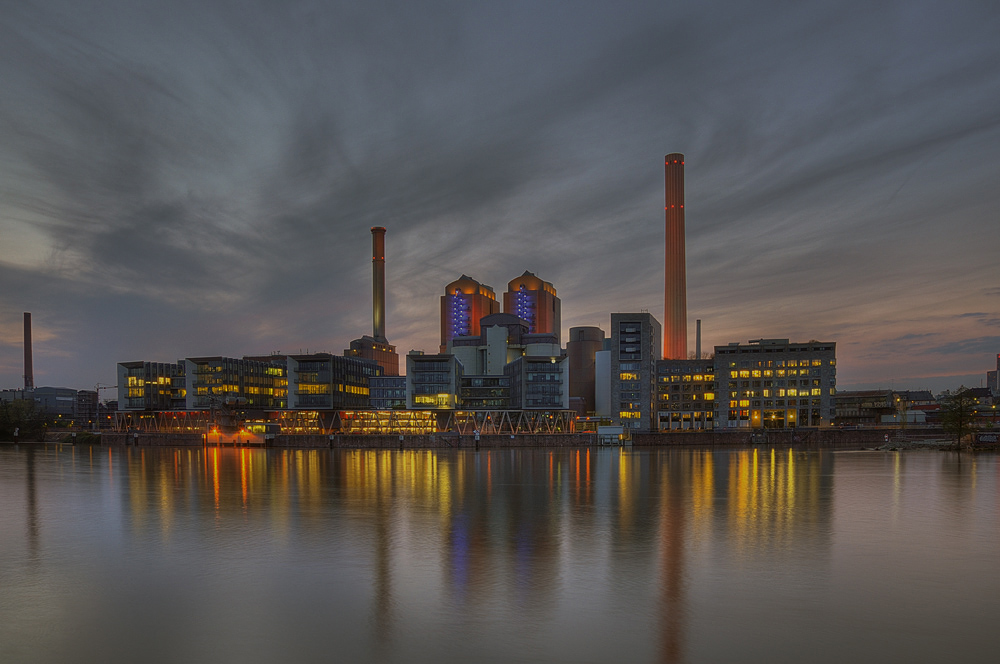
[1,444,998,663]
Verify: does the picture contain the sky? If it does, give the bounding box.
[1,0,999,395]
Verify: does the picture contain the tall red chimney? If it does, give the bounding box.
[371,227,387,342]
[664,154,688,360]
[24,312,34,390]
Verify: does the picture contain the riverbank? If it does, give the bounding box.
[0,426,963,450]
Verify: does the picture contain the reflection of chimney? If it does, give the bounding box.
[371,227,387,342]
[23,312,34,390]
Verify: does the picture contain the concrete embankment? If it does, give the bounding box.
[101,432,599,448]
[93,428,948,450]
[633,428,945,449]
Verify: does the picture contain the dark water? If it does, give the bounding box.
[1,444,998,663]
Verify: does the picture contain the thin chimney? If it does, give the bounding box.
[24,312,34,390]
[371,227,386,342]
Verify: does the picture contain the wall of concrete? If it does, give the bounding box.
[270,433,599,449]
[103,432,205,446]
[94,428,945,449]
[632,427,943,448]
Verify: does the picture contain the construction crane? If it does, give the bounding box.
[94,383,117,430]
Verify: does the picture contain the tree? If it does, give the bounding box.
[0,398,47,441]
[941,387,977,445]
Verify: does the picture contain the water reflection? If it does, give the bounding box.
[1,445,997,664]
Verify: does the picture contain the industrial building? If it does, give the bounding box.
[503,271,562,345]
[440,275,500,352]
[344,227,400,376]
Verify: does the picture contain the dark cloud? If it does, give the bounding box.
[1,0,999,390]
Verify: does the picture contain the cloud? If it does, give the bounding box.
[1,1,999,391]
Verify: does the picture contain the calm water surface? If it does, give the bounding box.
[1,444,998,663]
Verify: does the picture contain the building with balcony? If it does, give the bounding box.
[369,375,406,410]
[117,361,186,411]
[406,353,463,409]
[506,354,569,410]
[286,353,379,411]
[183,356,287,410]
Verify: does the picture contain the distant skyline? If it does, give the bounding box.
[2,1,999,394]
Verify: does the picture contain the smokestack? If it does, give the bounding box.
[371,227,386,342]
[664,153,688,360]
[23,312,34,390]
[696,319,701,360]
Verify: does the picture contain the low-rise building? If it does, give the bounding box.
[834,390,896,426]
[656,359,716,430]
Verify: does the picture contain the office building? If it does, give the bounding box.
[406,352,463,409]
[506,353,569,410]
[567,326,605,415]
[440,275,500,352]
[503,271,561,344]
[183,356,287,410]
[117,361,186,411]
[656,358,716,430]
[369,376,406,410]
[286,353,379,411]
[714,339,836,428]
[611,313,661,431]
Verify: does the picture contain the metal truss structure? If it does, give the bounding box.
[443,410,575,435]
[115,408,577,435]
